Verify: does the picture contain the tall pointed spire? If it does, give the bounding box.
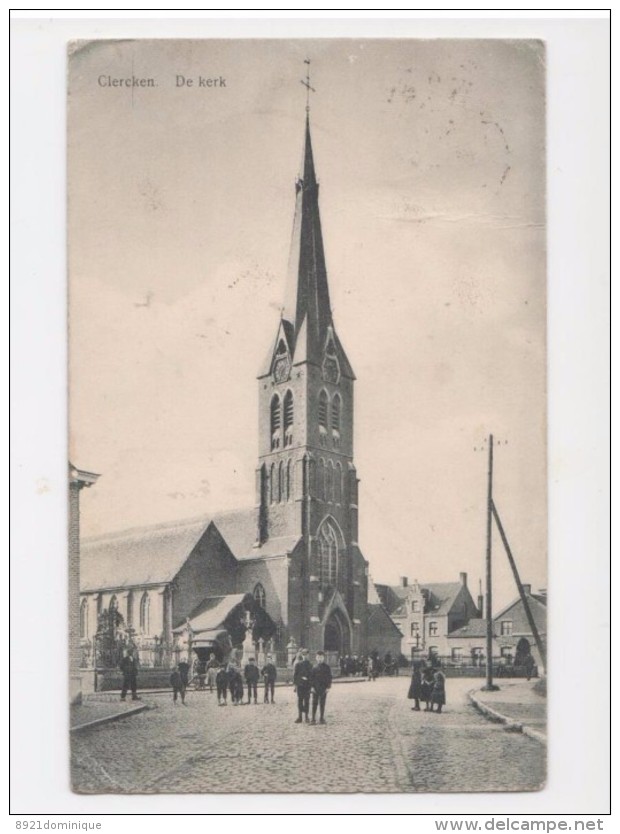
[282,112,333,364]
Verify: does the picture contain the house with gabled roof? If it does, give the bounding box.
[373,574,482,660]
[446,584,547,669]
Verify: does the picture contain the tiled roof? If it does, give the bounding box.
[374,580,465,617]
[367,603,403,635]
[447,618,495,639]
[423,582,464,616]
[81,507,301,592]
[493,591,548,623]
[175,594,248,635]
[81,515,212,592]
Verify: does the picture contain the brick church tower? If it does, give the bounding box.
[255,113,369,655]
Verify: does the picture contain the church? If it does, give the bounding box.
[80,110,373,666]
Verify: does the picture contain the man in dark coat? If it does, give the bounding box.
[170,664,187,705]
[120,650,139,701]
[310,651,332,724]
[261,654,277,704]
[407,660,423,711]
[178,658,190,690]
[244,657,260,704]
[227,663,244,705]
[293,649,312,723]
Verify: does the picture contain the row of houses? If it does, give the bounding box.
[369,573,547,670]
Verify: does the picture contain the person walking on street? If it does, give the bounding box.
[170,665,187,705]
[407,660,423,711]
[206,656,219,692]
[215,665,228,706]
[120,649,139,701]
[293,649,312,723]
[178,658,190,693]
[310,650,332,725]
[261,654,277,703]
[244,657,260,704]
[430,667,446,713]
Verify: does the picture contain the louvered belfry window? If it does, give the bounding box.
[318,390,328,429]
[270,394,281,449]
[283,390,294,446]
[331,394,341,432]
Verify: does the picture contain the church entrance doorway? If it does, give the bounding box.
[323,609,350,663]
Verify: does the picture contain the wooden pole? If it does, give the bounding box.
[491,500,547,670]
[483,435,499,690]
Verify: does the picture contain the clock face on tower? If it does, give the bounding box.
[322,354,340,385]
[273,355,291,383]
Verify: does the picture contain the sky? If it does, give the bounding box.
[69,38,546,611]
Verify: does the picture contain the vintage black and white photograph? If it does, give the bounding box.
[68,38,547,794]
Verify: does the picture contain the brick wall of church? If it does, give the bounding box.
[236,554,290,632]
[172,525,238,630]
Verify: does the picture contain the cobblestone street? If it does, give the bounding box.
[71,678,545,794]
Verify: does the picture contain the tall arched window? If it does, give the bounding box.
[270,394,281,450]
[286,459,293,501]
[126,591,134,628]
[331,394,341,432]
[270,462,277,504]
[326,460,334,503]
[283,390,294,447]
[318,520,339,588]
[253,583,266,609]
[335,462,343,504]
[80,598,89,639]
[279,460,286,502]
[317,459,325,500]
[140,592,150,634]
[318,390,328,431]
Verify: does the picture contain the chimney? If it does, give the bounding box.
[459,572,467,587]
[399,576,408,588]
[477,578,484,618]
[522,583,531,595]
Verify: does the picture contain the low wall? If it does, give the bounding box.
[95,667,175,692]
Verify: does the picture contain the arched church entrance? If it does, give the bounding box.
[323,609,350,661]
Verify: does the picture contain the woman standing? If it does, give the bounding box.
[407,661,423,711]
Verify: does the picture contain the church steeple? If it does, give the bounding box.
[282,114,334,366]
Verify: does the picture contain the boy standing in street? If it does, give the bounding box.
[261,654,277,703]
[293,649,312,723]
[244,657,260,704]
[310,650,332,725]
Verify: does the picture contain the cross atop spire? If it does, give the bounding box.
[300,58,316,114]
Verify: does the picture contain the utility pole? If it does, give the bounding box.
[491,501,547,670]
[482,434,499,691]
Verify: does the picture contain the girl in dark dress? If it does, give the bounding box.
[420,666,435,711]
[407,662,423,711]
[430,668,446,713]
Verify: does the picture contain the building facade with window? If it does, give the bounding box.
[374,574,482,660]
[80,112,370,662]
[446,584,547,670]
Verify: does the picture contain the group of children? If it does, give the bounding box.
[407,661,446,713]
[213,655,278,706]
